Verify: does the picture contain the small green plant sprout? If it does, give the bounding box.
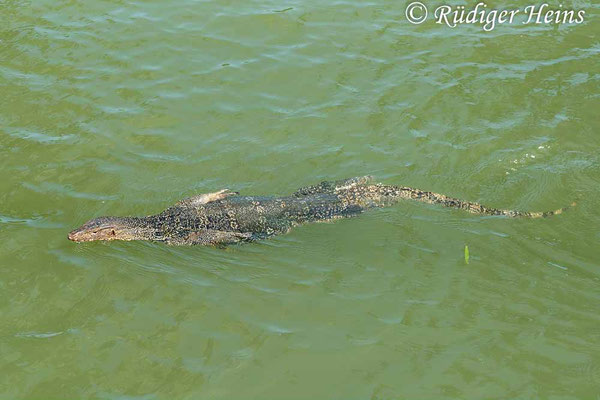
[464,245,469,264]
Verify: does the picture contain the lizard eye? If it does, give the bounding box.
[111,230,116,236]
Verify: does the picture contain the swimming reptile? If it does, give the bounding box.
[68,176,570,246]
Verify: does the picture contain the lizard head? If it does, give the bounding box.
[68,216,143,242]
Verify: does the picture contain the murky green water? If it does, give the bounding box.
[1,0,599,398]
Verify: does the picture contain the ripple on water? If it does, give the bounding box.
[0,214,64,229]
[22,182,118,201]
[4,127,78,144]
[15,331,63,339]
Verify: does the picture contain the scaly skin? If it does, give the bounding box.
[68,176,572,246]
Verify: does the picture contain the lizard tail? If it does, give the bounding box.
[361,184,575,218]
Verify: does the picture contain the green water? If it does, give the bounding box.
[1,0,599,398]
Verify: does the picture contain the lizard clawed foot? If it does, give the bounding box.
[178,188,240,206]
[212,189,238,201]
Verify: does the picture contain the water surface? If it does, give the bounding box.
[1,0,599,398]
